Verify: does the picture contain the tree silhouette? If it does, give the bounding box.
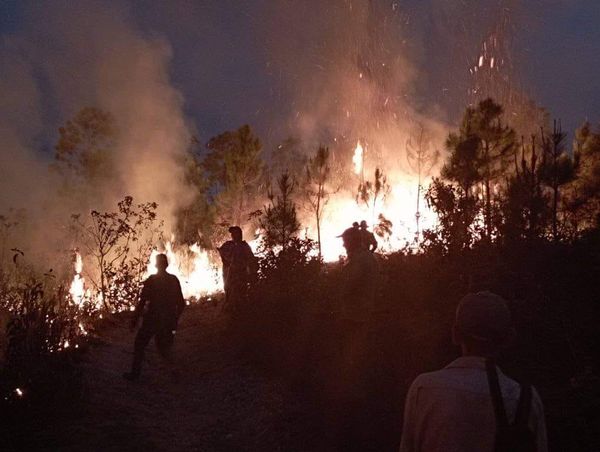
[356,167,391,225]
[406,124,440,241]
[539,120,577,241]
[53,107,118,199]
[260,171,300,252]
[204,125,264,228]
[443,98,515,240]
[174,136,216,247]
[500,135,549,241]
[304,146,335,259]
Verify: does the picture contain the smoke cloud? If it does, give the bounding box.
[0,0,194,264]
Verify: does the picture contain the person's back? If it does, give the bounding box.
[400,356,546,452]
[141,272,184,327]
[399,291,547,452]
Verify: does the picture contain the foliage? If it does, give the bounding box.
[567,122,600,230]
[539,120,578,240]
[499,136,550,242]
[53,107,117,187]
[443,98,515,240]
[203,125,265,227]
[356,167,391,225]
[174,137,216,247]
[260,172,300,252]
[71,196,162,311]
[423,178,481,255]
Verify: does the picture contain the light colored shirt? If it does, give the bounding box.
[399,356,547,452]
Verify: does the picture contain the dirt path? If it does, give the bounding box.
[43,302,329,451]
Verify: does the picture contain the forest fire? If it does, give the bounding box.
[67,139,436,304]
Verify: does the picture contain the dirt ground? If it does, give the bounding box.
[11,302,332,451]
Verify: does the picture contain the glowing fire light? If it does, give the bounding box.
[15,388,23,397]
[146,241,223,299]
[69,252,86,306]
[352,141,364,175]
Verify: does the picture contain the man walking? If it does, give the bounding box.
[400,291,547,452]
[123,253,185,381]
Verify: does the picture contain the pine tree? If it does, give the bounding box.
[260,171,300,252]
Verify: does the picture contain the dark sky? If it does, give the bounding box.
[1,0,599,146]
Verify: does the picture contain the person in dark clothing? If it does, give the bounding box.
[217,226,256,309]
[339,223,363,259]
[359,220,377,252]
[123,253,185,381]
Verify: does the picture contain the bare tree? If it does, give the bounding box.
[406,124,440,241]
[71,196,162,311]
[304,146,336,259]
[356,167,391,232]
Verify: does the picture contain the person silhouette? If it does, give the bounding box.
[123,253,185,381]
[217,226,256,309]
[359,220,377,252]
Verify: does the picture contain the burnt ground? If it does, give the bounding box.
[8,302,332,451]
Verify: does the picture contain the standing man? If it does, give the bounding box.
[123,253,185,381]
[359,220,377,252]
[217,226,256,308]
[400,291,547,451]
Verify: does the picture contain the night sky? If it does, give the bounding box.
[1,0,599,150]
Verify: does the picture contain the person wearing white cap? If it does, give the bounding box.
[399,291,547,452]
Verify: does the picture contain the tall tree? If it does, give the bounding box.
[499,136,549,241]
[260,171,300,252]
[304,146,334,259]
[174,137,216,247]
[406,124,440,241]
[539,120,577,241]
[203,125,264,228]
[442,98,515,239]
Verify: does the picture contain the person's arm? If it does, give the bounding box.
[370,234,378,252]
[530,387,548,452]
[399,381,419,452]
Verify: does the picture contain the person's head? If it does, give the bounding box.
[360,220,368,229]
[155,253,168,272]
[452,291,515,358]
[229,226,243,242]
[352,221,359,229]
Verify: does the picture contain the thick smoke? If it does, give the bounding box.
[0,1,193,265]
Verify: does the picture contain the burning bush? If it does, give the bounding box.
[70,196,163,312]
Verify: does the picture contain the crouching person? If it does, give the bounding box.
[123,253,185,381]
[400,291,547,452]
